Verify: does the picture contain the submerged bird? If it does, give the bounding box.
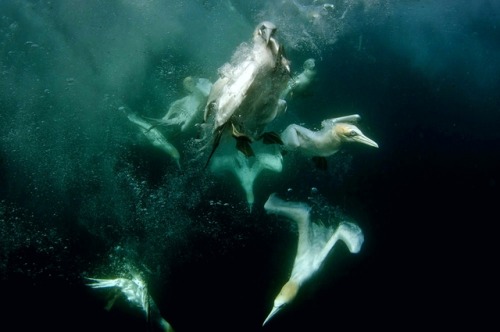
[288,0,335,24]
[158,76,212,133]
[119,106,181,169]
[203,21,291,167]
[262,193,364,325]
[209,146,283,211]
[280,114,378,169]
[87,275,175,332]
[280,58,317,100]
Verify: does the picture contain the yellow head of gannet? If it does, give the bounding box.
[334,123,379,148]
[263,280,299,325]
[280,115,378,169]
[262,193,365,325]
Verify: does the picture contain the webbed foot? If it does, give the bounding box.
[260,131,284,145]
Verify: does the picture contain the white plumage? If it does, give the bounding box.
[87,275,174,332]
[161,76,212,133]
[119,106,181,169]
[262,193,364,325]
[210,146,283,211]
[203,21,290,165]
[281,114,379,157]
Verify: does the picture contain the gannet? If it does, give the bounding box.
[203,21,291,167]
[280,58,316,100]
[280,114,378,169]
[209,146,283,211]
[262,193,364,325]
[87,275,175,332]
[159,76,212,133]
[289,0,335,24]
[119,106,181,169]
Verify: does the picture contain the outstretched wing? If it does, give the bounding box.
[321,114,361,128]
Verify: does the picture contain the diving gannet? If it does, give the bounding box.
[209,146,283,212]
[262,193,364,325]
[87,275,175,332]
[280,114,378,169]
[203,21,291,166]
[119,106,181,169]
[159,76,212,133]
[280,58,316,100]
[289,0,335,24]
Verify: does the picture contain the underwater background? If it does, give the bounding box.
[0,0,497,331]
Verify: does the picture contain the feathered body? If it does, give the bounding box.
[262,193,364,325]
[203,21,290,165]
[281,114,379,157]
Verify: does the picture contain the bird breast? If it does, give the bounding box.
[213,42,285,134]
[299,128,341,157]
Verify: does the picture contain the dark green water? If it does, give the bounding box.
[0,1,497,331]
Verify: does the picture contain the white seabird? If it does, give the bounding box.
[87,275,175,332]
[209,147,283,212]
[280,58,317,100]
[159,76,212,134]
[280,114,378,169]
[203,21,291,166]
[262,193,364,325]
[119,106,181,169]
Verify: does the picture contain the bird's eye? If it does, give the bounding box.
[349,130,357,137]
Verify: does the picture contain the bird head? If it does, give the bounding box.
[335,123,379,148]
[255,21,277,45]
[254,22,291,74]
[303,58,316,71]
[263,280,299,325]
[183,76,196,93]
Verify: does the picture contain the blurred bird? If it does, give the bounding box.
[280,114,378,170]
[280,58,317,100]
[87,275,174,332]
[209,146,283,211]
[119,106,181,169]
[157,76,212,133]
[288,0,335,24]
[262,193,364,325]
[203,21,291,167]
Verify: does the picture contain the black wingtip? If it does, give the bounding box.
[260,132,284,145]
[204,126,225,169]
[204,144,217,169]
[236,136,255,157]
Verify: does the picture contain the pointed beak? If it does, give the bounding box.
[353,134,379,148]
[258,27,271,45]
[262,26,276,46]
[265,31,272,45]
[263,305,282,326]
